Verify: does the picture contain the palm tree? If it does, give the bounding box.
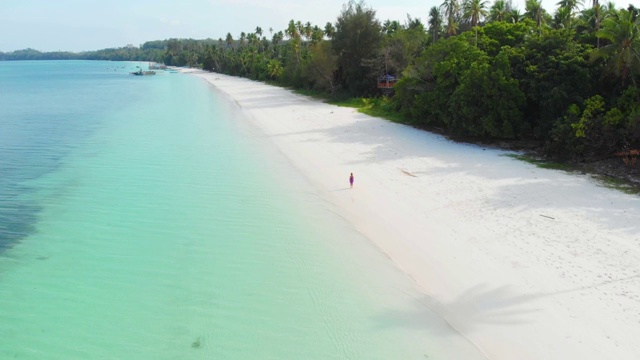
[382,19,392,34]
[556,0,583,28]
[442,0,460,36]
[428,6,444,42]
[285,20,302,63]
[489,0,508,21]
[383,19,401,35]
[465,0,488,45]
[310,25,324,45]
[596,2,617,47]
[266,59,283,79]
[509,8,523,22]
[304,22,313,41]
[594,9,640,87]
[225,33,234,49]
[324,22,336,39]
[271,31,283,45]
[406,15,425,30]
[525,0,546,29]
[286,20,299,39]
[629,5,639,21]
[296,21,304,39]
[466,0,488,26]
[577,0,612,47]
[553,6,572,28]
[593,0,602,46]
[247,33,258,47]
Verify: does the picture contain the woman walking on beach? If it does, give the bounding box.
[349,173,354,188]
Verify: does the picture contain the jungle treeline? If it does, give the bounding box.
[3,0,640,160]
[175,0,640,161]
[0,44,167,62]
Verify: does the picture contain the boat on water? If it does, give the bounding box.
[148,62,168,70]
[130,70,156,76]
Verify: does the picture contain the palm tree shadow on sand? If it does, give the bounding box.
[371,284,539,337]
[372,273,640,336]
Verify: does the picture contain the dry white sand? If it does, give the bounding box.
[188,69,640,360]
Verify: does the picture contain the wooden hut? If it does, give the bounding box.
[377,74,397,95]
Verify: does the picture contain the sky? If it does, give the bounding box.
[0,0,634,52]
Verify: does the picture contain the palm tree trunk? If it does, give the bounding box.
[596,17,601,48]
[475,27,478,46]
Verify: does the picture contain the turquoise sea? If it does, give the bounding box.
[0,61,485,359]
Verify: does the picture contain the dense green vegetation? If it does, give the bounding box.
[0,39,216,67]
[0,42,172,62]
[3,0,639,161]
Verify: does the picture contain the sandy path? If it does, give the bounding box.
[189,70,640,360]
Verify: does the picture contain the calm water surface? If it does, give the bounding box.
[0,61,485,359]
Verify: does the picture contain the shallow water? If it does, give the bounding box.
[0,61,485,359]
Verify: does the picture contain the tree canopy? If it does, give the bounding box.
[4,1,640,162]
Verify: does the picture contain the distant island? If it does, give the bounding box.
[0,40,175,62]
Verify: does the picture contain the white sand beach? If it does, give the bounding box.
[188,70,640,360]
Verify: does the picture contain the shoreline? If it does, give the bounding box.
[187,69,640,359]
